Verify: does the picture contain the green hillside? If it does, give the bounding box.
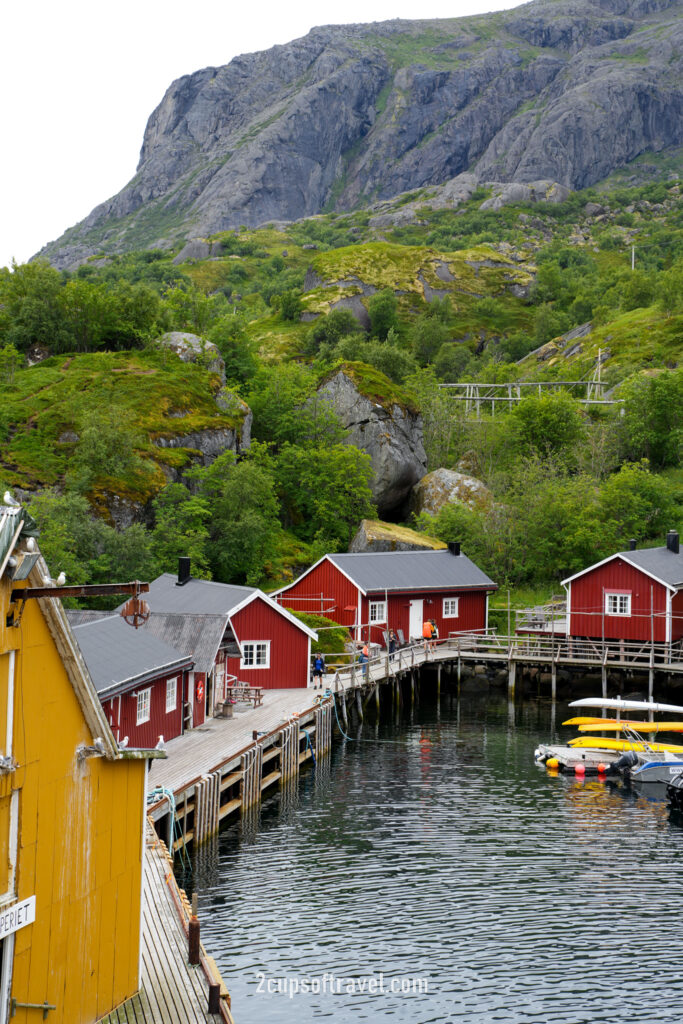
[2,175,683,598]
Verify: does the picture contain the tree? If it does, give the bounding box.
[275,442,376,547]
[150,483,211,577]
[368,288,399,340]
[619,370,683,469]
[303,309,362,356]
[66,408,150,495]
[511,392,585,462]
[196,453,281,584]
[248,364,343,448]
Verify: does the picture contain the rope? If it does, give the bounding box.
[147,785,190,868]
[301,727,316,766]
[325,688,409,746]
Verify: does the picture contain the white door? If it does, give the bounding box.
[409,599,424,642]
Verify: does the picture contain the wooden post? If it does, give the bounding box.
[410,671,415,705]
[356,688,364,723]
[189,893,200,965]
[341,691,349,730]
[375,683,380,715]
[601,664,607,699]
[437,663,442,697]
[508,660,516,699]
[551,660,557,702]
[507,590,511,639]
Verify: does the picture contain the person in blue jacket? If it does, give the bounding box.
[312,653,326,689]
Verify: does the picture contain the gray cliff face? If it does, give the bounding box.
[39,0,683,266]
[316,370,427,516]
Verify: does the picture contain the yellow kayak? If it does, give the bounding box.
[568,737,683,753]
[577,721,683,734]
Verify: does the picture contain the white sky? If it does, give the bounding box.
[1,0,524,271]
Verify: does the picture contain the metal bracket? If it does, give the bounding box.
[10,1000,57,1019]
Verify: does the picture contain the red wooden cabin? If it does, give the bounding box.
[70,613,193,748]
[273,544,497,647]
[136,562,317,726]
[562,531,683,645]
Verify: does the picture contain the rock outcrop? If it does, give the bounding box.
[38,0,683,267]
[316,365,427,516]
[350,519,446,553]
[412,468,492,516]
[156,331,225,379]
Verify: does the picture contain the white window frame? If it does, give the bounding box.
[240,641,271,670]
[443,597,460,618]
[136,688,151,725]
[165,676,177,713]
[369,601,387,624]
[605,592,631,616]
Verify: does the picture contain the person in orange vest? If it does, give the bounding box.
[359,641,370,677]
[422,619,433,654]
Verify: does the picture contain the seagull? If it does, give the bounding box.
[3,491,19,507]
[119,736,129,749]
[26,537,36,552]
[155,736,165,751]
[55,572,66,586]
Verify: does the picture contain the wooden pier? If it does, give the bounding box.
[99,823,234,1023]
[147,631,683,855]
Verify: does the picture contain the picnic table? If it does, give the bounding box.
[215,683,264,716]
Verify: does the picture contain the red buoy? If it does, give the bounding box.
[574,763,586,775]
[597,763,607,774]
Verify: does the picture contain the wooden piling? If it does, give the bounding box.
[508,660,516,699]
[356,688,364,723]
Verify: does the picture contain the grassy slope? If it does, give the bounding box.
[0,350,244,495]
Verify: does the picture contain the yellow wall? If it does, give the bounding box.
[1,576,147,1023]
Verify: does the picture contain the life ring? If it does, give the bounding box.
[196,679,205,703]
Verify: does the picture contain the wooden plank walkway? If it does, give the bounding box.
[98,824,233,1024]
[149,689,319,795]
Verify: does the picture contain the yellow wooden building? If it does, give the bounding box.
[0,504,157,1024]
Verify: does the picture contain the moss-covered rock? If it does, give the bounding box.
[412,468,493,516]
[350,518,446,552]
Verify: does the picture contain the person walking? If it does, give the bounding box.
[312,652,326,689]
[430,619,439,652]
[359,642,370,678]
[422,619,433,655]
[388,629,398,661]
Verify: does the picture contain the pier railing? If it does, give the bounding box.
[325,630,683,692]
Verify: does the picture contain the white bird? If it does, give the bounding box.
[3,491,19,507]
[55,572,66,586]
[155,735,165,751]
[119,736,129,749]
[26,537,36,552]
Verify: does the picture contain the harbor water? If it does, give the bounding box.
[188,688,683,1023]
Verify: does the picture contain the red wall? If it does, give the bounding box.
[569,557,668,642]
[227,596,310,689]
[671,589,683,643]
[104,669,188,748]
[362,590,489,646]
[276,560,360,632]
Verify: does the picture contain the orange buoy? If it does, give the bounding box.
[546,757,560,770]
[597,763,607,774]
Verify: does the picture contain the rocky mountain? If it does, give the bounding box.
[40,0,682,268]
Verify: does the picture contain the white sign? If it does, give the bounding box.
[0,895,35,939]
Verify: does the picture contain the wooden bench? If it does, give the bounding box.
[225,684,264,708]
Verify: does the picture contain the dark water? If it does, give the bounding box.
[187,690,683,1024]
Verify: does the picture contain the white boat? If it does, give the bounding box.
[568,697,683,715]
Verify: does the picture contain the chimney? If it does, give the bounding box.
[448,542,461,557]
[629,539,637,550]
[666,531,680,554]
[176,556,191,586]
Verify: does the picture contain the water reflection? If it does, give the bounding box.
[187,692,683,1024]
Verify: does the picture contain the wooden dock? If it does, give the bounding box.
[146,631,683,855]
[98,823,234,1023]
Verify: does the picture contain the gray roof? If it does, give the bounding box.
[143,574,255,615]
[72,615,192,698]
[327,550,496,593]
[136,612,229,675]
[65,609,112,626]
[617,547,683,588]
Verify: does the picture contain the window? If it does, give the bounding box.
[369,601,387,624]
[165,677,177,713]
[241,641,270,670]
[605,592,631,616]
[443,597,460,618]
[136,688,151,725]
